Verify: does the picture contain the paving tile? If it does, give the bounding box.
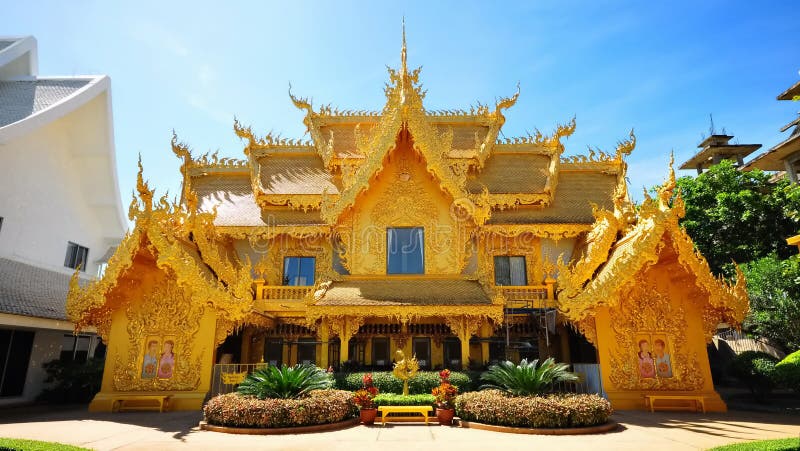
[0,407,798,451]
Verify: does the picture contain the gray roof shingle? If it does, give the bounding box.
[0,79,90,127]
[0,257,76,320]
[0,40,16,52]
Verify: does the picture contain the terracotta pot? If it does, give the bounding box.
[436,407,455,425]
[360,408,378,425]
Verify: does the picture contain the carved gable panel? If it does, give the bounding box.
[346,144,471,275]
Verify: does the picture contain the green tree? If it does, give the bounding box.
[676,160,800,275]
[741,254,800,351]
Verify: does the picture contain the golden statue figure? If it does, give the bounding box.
[392,350,419,396]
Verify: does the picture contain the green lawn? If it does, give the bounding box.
[708,438,800,451]
[0,438,91,451]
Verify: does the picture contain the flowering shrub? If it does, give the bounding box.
[353,373,379,409]
[335,371,475,393]
[455,390,612,428]
[432,369,459,408]
[204,389,357,428]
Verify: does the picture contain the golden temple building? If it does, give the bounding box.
[67,31,748,413]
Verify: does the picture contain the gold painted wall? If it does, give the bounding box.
[342,142,472,275]
[593,263,726,411]
[89,260,220,412]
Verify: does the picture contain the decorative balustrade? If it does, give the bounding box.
[254,283,313,301]
[498,278,555,309]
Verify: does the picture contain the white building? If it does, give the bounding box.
[0,36,127,404]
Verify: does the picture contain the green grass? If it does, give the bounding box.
[0,438,91,451]
[707,438,800,451]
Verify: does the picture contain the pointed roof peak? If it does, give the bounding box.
[401,17,407,76]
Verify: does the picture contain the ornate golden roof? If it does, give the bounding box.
[312,278,493,306]
[66,158,260,338]
[557,157,749,336]
[165,28,635,230]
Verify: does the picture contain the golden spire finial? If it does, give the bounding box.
[136,154,154,207]
[401,17,407,77]
[657,151,677,210]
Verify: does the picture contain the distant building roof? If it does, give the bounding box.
[0,40,16,52]
[0,79,91,127]
[679,135,761,172]
[0,257,78,320]
[777,80,800,101]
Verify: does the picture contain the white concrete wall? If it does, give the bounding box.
[0,93,123,276]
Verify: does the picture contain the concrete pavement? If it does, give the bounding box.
[0,406,798,450]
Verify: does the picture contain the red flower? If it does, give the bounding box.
[432,381,458,408]
[362,373,374,387]
[353,389,377,409]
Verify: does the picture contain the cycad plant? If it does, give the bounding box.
[479,358,578,396]
[236,364,332,399]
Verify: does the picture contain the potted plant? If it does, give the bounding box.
[353,373,379,425]
[431,369,458,425]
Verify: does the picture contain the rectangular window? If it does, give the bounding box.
[372,337,390,367]
[328,338,340,369]
[347,339,365,365]
[60,334,93,363]
[282,257,316,286]
[443,337,462,369]
[64,242,89,271]
[412,337,431,369]
[387,227,424,274]
[0,329,35,397]
[0,216,4,234]
[297,338,316,365]
[264,339,283,366]
[493,256,527,285]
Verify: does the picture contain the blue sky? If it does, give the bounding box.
[3,1,799,209]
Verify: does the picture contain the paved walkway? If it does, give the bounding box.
[0,406,798,450]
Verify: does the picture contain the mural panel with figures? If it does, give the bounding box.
[635,333,673,380]
[607,280,704,391]
[140,335,176,380]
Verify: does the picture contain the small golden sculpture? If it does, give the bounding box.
[392,350,419,396]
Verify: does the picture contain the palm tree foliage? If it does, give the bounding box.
[479,358,578,396]
[236,364,332,399]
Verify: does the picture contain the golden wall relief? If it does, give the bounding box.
[477,233,544,285]
[113,277,206,391]
[347,147,472,275]
[607,281,704,391]
[253,235,337,286]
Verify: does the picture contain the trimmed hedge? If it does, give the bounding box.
[204,389,357,428]
[455,390,612,428]
[334,371,476,394]
[373,393,436,406]
[774,350,800,392]
[728,351,779,400]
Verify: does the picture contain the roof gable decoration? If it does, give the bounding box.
[170,130,250,207]
[556,156,748,336]
[306,28,527,226]
[67,157,256,339]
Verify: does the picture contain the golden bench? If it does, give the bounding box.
[377,405,434,425]
[111,394,171,412]
[644,395,706,413]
